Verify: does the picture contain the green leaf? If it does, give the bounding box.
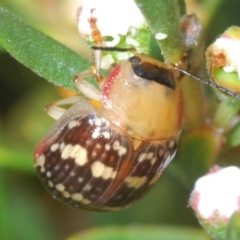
[0,145,33,173]
[177,126,223,184]
[227,122,240,147]
[134,0,184,63]
[0,7,91,91]
[213,97,240,130]
[0,171,11,240]
[227,212,240,240]
[68,226,208,240]
[178,0,187,15]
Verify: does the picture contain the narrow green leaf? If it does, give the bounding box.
[178,0,187,16]
[0,145,33,173]
[0,7,91,90]
[68,226,208,240]
[135,0,184,63]
[227,122,240,147]
[213,97,240,130]
[177,126,222,184]
[0,171,11,240]
[227,212,240,240]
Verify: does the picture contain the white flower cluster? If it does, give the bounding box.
[76,0,149,69]
[190,166,240,220]
[207,27,240,78]
[213,37,240,77]
[77,0,145,46]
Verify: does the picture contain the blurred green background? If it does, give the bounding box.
[1,0,240,239]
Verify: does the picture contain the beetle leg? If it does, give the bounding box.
[74,68,101,101]
[45,96,82,120]
[74,9,105,101]
[93,48,103,82]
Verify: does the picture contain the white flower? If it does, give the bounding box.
[206,26,240,78]
[190,166,240,219]
[189,166,240,240]
[213,38,240,77]
[76,0,151,69]
[77,0,145,46]
[189,166,240,239]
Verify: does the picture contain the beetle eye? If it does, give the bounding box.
[129,56,175,89]
[129,56,141,64]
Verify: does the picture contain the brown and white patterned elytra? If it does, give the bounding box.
[34,54,183,212]
[34,110,178,212]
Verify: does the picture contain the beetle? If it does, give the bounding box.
[33,14,240,212]
[34,50,183,211]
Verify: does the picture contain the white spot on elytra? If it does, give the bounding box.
[91,161,105,178]
[69,144,88,166]
[168,140,175,149]
[81,198,91,204]
[68,120,80,129]
[78,177,83,183]
[71,192,91,204]
[92,127,101,139]
[62,190,70,198]
[60,142,66,152]
[34,155,45,168]
[102,131,110,139]
[56,183,65,192]
[64,164,70,170]
[159,148,165,157]
[34,155,46,172]
[83,184,92,191]
[105,144,111,151]
[146,152,154,159]
[125,176,147,189]
[113,140,127,156]
[61,144,73,160]
[149,174,162,185]
[46,171,51,178]
[94,118,102,126]
[71,193,83,201]
[102,165,117,179]
[138,153,145,162]
[110,171,117,179]
[91,161,117,179]
[138,152,155,164]
[50,143,59,152]
[61,144,88,165]
[151,157,157,165]
[48,180,54,188]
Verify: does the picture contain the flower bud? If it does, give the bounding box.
[206,26,240,94]
[189,166,240,240]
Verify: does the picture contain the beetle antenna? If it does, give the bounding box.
[176,67,240,99]
[92,46,135,52]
